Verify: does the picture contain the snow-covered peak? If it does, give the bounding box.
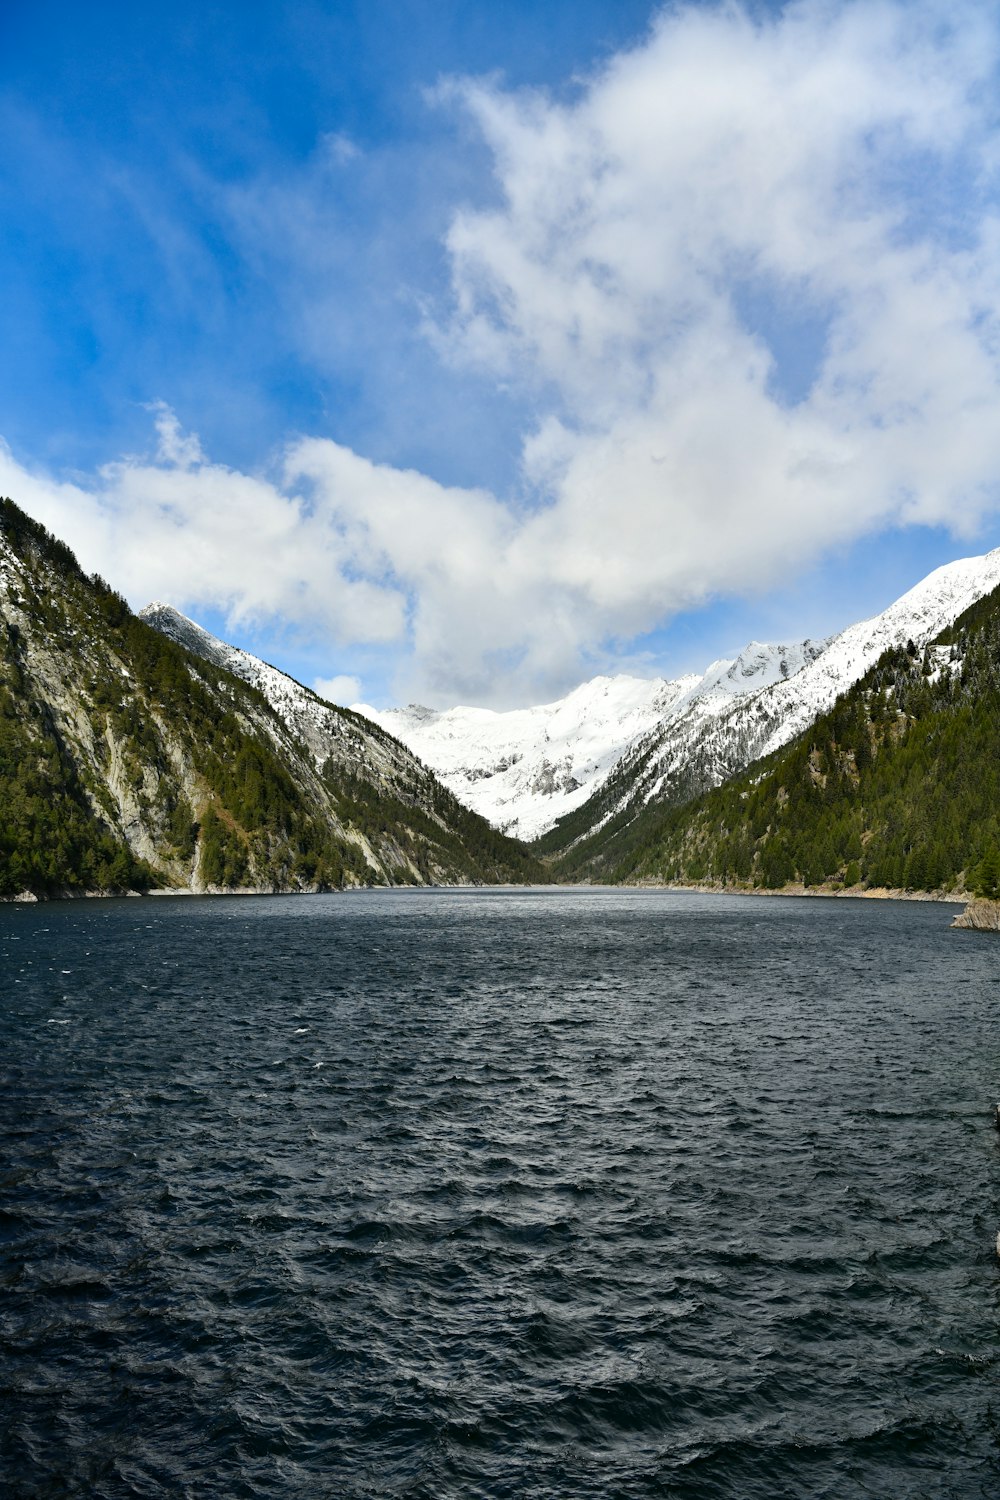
[750,547,1000,758]
[354,674,696,839]
[354,545,1000,842]
[140,602,257,681]
[353,650,824,840]
[671,638,830,714]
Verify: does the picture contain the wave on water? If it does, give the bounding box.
[2,889,999,1498]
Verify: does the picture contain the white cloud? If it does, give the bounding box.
[147,399,204,469]
[314,673,363,705]
[434,0,1000,622]
[6,2,1000,707]
[0,418,599,703]
[0,423,407,647]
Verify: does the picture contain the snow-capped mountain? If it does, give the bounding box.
[749,548,1000,761]
[356,639,826,840]
[355,546,1000,846]
[355,675,693,841]
[617,546,1000,824]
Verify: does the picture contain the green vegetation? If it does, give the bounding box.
[972,848,1000,900]
[0,497,541,898]
[323,763,542,886]
[0,663,156,897]
[599,584,1000,894]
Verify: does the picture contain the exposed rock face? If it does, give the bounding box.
[952,900,1000,931]
[140,603,451,796]
[0,500,540,897]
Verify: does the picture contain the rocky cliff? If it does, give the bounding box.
[952,900,1000,932]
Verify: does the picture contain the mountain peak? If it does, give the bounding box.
[353,544,1000,847]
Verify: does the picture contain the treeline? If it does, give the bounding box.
[609,591,1000,895]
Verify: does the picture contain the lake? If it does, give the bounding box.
[2,888,999,1497]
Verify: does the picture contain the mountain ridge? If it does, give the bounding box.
[605,576,1000,897]
[0,499,540,898]
[352,545,1000,862]
[356,639,827,841]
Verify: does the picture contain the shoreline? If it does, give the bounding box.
[624,880,967,905]
[0,878,539,904]
[0,880,972,907]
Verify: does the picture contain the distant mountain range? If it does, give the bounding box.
[4,492,999,902]
[356,640,826,841]
[357,548,1000,867]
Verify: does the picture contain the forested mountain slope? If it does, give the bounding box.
[0,499,540,898]
[541,548,1000,876]
[604,584,1000,896]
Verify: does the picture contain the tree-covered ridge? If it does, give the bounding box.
[1,509,361,893]
[138,598,544,886]
[322,762,542,886]
[0,505,156,895]
[536,686,783,880]
[0,498,542,896]
[605,586,1000,895]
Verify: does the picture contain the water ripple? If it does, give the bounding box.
[2,888,1000,1497]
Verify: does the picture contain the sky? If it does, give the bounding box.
[3,0,1000,709]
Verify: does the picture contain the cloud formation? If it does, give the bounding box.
[4,1,1000,705]
[313,673,363,706]
[438,0,1000,622]
[0,431,406,648]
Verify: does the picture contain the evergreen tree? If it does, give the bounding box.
[974,849,1000,900]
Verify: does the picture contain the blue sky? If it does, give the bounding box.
[1,0,672,494]
[3,0,1000,707]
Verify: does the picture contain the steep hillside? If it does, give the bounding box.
[607,583,1000,896]
[543,548,1000,875]
[0,499,540,898]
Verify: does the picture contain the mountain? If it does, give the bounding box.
[0,498,540,898]
[140,601,422,785]
[606,580,1000,896]
[535,548,1000,874]
[355,675,694,841]
[355,641,826,841]
[354,548,1000,868]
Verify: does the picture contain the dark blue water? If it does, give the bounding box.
[3,889,1000,1498]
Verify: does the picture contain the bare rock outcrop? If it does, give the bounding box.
[952,899,1000,932]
